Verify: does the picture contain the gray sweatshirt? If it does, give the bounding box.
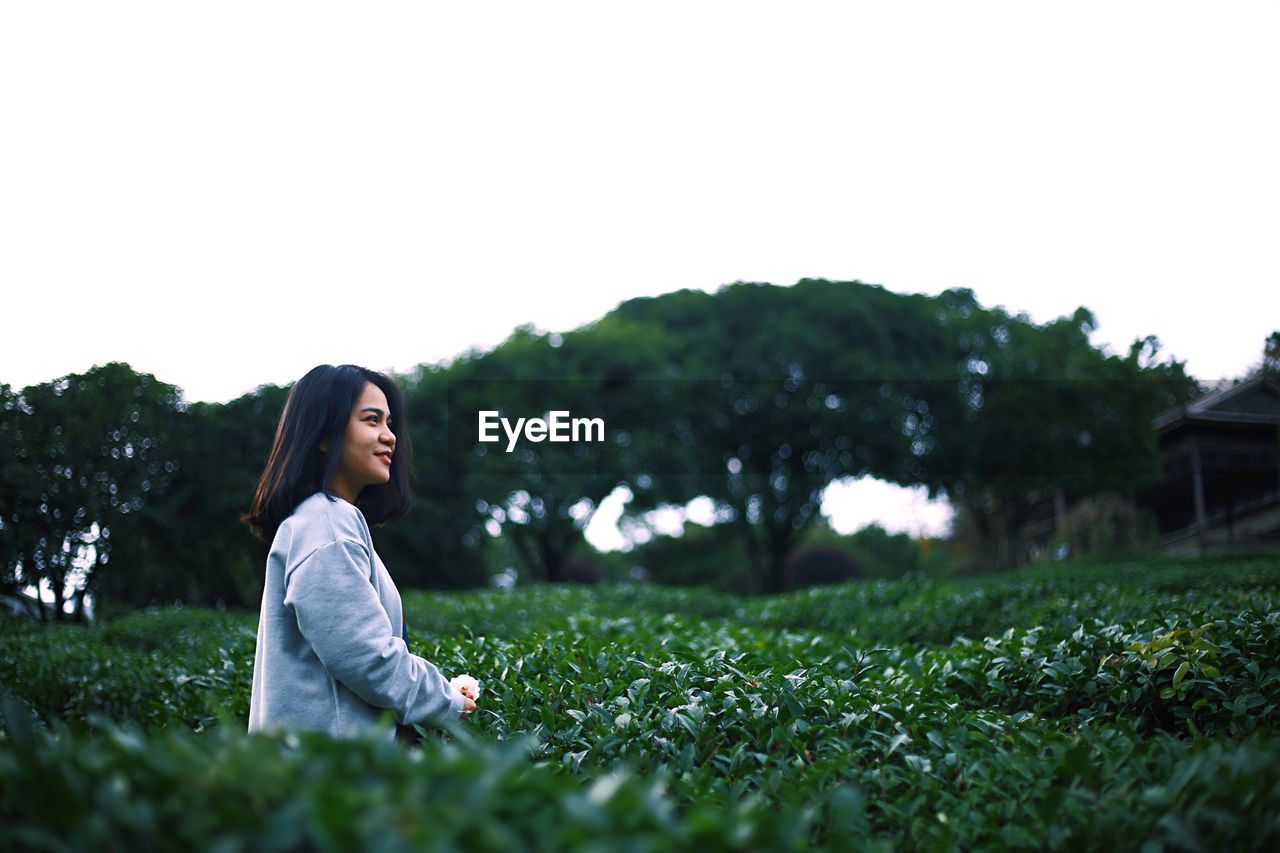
[247,490,465,741]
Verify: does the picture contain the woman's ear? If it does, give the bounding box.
[318,439,328,453]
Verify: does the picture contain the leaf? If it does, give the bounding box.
[1059,740,1092,782]
[1172,661,1189,690]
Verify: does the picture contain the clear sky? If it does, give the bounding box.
[2,2,1276,551]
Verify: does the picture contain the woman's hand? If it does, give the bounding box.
[450,674,480,715]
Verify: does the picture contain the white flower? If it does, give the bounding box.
[450,673,480,700]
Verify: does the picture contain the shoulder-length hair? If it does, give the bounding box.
[241,364,414,542]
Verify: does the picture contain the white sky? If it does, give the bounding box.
[3,2,1277,552]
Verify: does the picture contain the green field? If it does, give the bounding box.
[2,556,1279,850]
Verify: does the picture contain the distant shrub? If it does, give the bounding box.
[781,545,864,590]
[558,555,602,585]
[620,523,751,591]
[1051,493,1160,561]
[801,522,923,580]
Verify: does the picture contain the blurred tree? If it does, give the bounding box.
[0,384,42,601]
[615,280,941,593]
[0,364,183,621]
[100,384,289,611]
[3,280,1210,608]
[450,319,666,582]
[915,299,1200,570]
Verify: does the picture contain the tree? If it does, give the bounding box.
[0,364,183,621]
[915,302,1199,570]
[613,280,941,593]
[1263,331,1279,376]
[448,320,666,582]
[98,383,291,611]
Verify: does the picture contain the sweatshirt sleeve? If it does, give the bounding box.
[283,538,466,726]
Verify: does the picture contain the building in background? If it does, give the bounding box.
[1137,373,1280,556]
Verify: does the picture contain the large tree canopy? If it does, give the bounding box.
[1,280,1204,609]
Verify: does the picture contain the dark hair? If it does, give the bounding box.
[240,364,414,542]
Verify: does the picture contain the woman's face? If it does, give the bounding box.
[323,381,396,503]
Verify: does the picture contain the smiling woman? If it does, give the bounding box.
[320,382,400,505]
[239,364,477,742]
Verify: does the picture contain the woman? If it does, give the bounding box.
[242,364,477,742]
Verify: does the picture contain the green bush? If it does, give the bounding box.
[2,555,1278,849]
[800,521,923,580]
